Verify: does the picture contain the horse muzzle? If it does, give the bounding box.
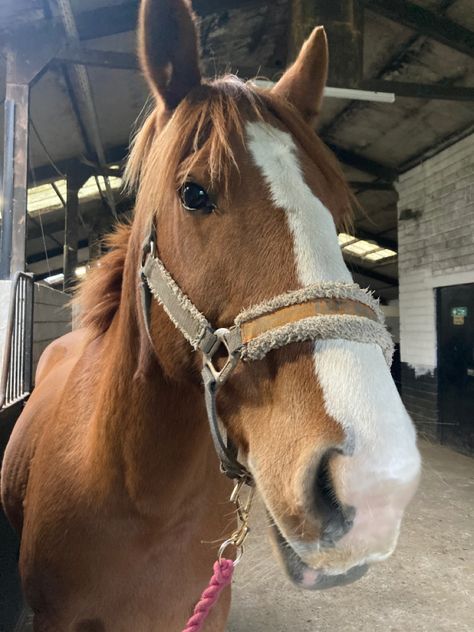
[270,522,368,590]
[264,440,420,590]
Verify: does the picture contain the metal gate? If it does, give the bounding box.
[0,273,34,410]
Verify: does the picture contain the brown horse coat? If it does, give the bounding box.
[1,2,420,630]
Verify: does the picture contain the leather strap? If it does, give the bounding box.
[202,364,252,482]
[141,250,219,355]
[141,243,251,482]
[240,298,377,344]
[140,234,389,485]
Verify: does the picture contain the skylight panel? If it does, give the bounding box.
[338,233,397,263]
[28,181,67,214]
[26,173,123,216]
[79,175,122,201]
[365,248,397,261]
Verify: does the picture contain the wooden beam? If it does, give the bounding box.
[3,85,29,278]
[29,145,129,186]
[326,142,398,181]
[362,79,474,102]
[0,24,62,278]
[362,0,474,58]
[73,0,263,42]
[353,229,397,252]
[346,262,398,286]
[0,100,16,279]
[349,180,395,191]
[400,122,474,173]
[28,239,89,266]
[288,0,364,87]
[193,0,261,14]
[55,47,139,71]
[27,198,133,243]
[75,2,139,41]
[54,48,279,80]
[63,165,90,292]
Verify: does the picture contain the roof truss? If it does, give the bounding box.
[362,0,474,58]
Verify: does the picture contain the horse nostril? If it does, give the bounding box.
[313,450,354,546]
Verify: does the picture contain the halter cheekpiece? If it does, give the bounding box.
[140,231,393,485]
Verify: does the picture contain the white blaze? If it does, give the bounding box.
[246,120,420,560]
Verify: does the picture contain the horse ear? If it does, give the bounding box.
[138,0,202,111]
[272,26,328,124]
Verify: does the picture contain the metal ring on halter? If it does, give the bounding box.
[202,327,240,385]
[218,538,244,566]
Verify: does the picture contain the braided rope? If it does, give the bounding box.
[181,559,234,632]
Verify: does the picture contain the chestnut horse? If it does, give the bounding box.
[1,1,421,630]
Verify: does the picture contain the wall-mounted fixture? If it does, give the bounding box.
[399,208,423,221]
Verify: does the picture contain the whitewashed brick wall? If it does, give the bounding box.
[396,133,474,375]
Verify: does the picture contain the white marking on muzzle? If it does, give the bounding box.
[246,121,420,553]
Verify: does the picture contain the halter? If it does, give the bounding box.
[140,232,393,486]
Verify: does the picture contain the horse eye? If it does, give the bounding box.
[179,182,215,214]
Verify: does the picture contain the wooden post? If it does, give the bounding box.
[288,0,364,88]
[8,81,30,277]
[0,58,31,279]
[0,99,16,279]
[0,24,62,279]
[88,218,109,262]
[63,165,90,293]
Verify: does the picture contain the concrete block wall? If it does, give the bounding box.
[396,133,474,439]
[33,283,72,379]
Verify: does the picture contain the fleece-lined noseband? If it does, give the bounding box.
[140,232,393,485]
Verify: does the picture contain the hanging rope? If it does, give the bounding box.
[181,559,234,632]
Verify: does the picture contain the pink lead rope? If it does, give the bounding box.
[181,559,235,632]
[182,480,254,632]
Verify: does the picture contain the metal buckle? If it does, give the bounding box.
[218,478,255,566]
[141,237,156,269]
[203,327,239,385]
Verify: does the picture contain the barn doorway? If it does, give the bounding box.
[437,283,474,455]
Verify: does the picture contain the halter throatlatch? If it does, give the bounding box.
[140,234,394,485]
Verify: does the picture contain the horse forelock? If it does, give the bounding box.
[77,76,354,338]
[125,76,263,201]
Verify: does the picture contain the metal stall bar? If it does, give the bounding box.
[0,273,35,410]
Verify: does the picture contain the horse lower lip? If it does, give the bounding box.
[271,524,368,590]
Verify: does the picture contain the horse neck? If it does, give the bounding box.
[87,262,222,520]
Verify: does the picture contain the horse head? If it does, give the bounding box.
[129,0,421,590]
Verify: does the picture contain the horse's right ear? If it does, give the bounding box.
[138,0,202,111]
[272,26,328,125]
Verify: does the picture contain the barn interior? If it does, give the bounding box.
[1,0,472,300]
[0,2,473,631]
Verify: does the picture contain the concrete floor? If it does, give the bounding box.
[228,441,474,632]
[5,441,473,631]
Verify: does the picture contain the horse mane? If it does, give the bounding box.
[77,76,354,336]
[75,222,132,335]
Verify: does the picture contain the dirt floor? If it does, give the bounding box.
[228,441,474,632]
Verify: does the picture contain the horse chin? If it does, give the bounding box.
[270,523,368,591]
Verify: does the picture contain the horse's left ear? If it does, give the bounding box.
[272,26,328,124]
[138,0,202,111]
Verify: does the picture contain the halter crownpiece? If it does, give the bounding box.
[140,233,394,484]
